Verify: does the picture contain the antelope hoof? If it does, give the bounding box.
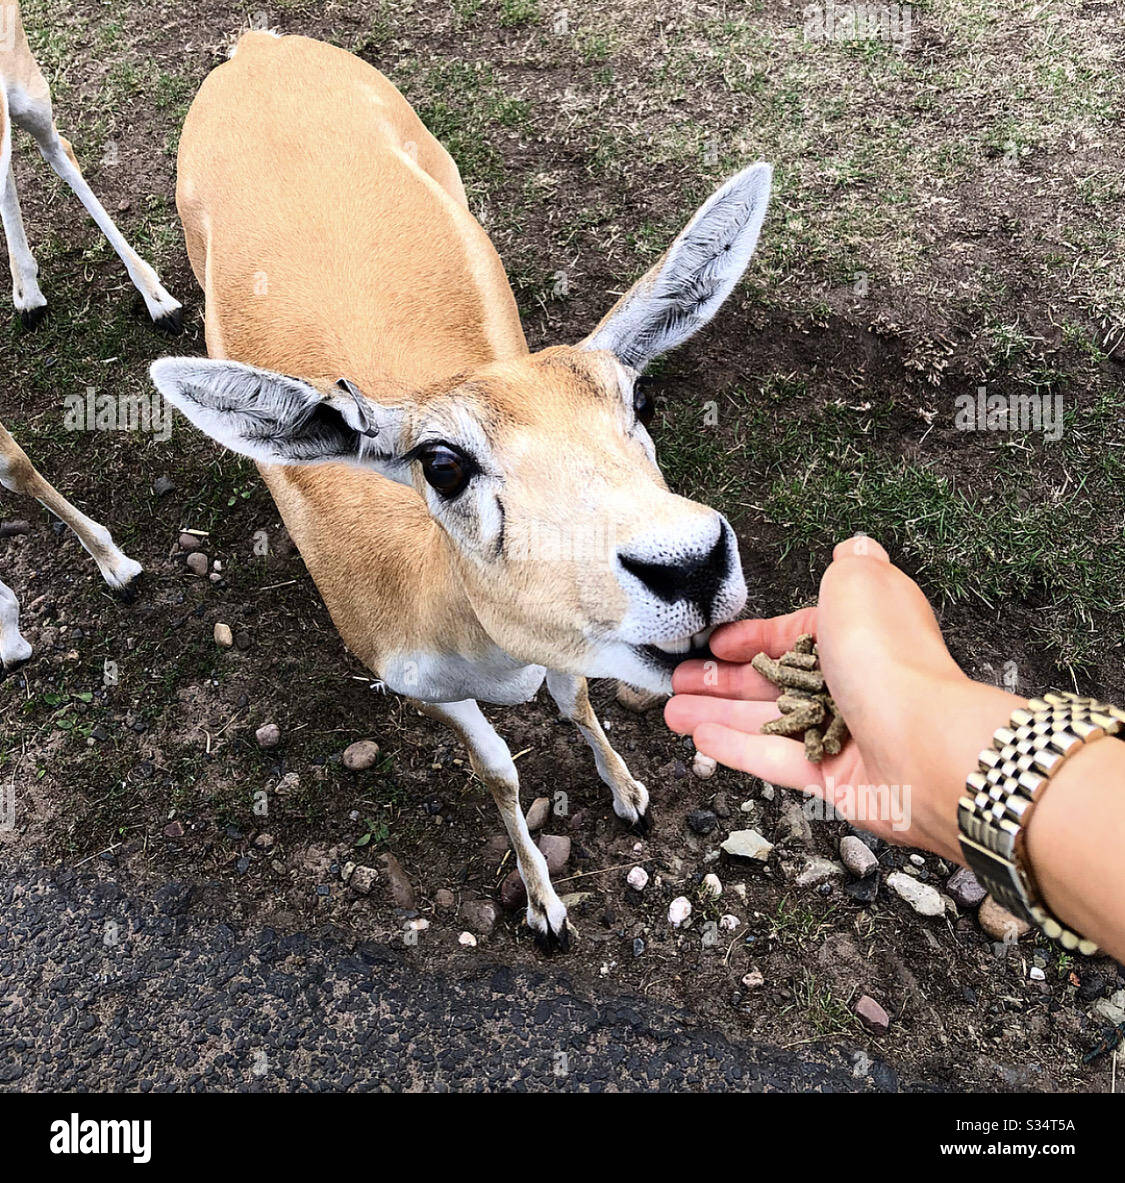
[19,305,48,331]
[113,569,144,605]
[152,306,184,336]
[629,804,654,837]
[0,646,33,684]
[528,896,571,955]
[613,779,652,835]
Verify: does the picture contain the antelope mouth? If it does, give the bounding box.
[634,626,716,670]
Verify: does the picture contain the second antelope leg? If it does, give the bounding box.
[0,163,48,327]
[415,697,570,950]
[14,100,182,332]
[0,576,32,673]
[0,423,143,596]
[546,672,651,833]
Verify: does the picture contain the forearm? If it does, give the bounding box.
[1024,737,1125,963]
[927,682,1125,962]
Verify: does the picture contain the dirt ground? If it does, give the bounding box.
[2,0,1124,1091]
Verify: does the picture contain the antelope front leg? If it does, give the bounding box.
[0,424,143,598]
[546,672,651,835]
[1,165,48,327]
[0,576,33,675]
[416,698,571,951]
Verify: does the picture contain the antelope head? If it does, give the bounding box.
[151,162,771,694]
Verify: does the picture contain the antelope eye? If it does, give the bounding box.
[419,445,471,498]
[633,381,656,428]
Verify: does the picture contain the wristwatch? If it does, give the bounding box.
[958,691,1125,956]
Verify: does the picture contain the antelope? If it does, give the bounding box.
[151,32,771,950]
[0,420,143,675]
[0,0,181,330]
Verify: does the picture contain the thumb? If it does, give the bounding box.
[817,538,961,705]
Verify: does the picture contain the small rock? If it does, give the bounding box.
[701,873,722,898]
[779,798,812,845]
[668,896,692,927]
[741,968,764,990]
[459,931,478,947]
[978,895,1031,943]
[342,740,381,772]
[1094,991,1125,1026]
[153,475,176,497]
[856,994,891,1033]
[626,865,649,891]
[434,888,455,909]
[719,914,739,931]
[721,829,774,862]
[349,865,378,895]
[887,870,944,916]
[692,752,717,780]
[845,875,880,904]
[186,552,209,577]
[178,532,202,552]
[162,821,184,839]
[1029,966,1046,981]
[253,832,275,850]
[377,853,416,908]
[341,861,356,881]
[525,797,550,831]
[537,834,571,875]
[407,917,429,933]
[462,898,499,936]
[946,866,986,909]
[909,853,925,867]
[255,722,281,749]
[687,809,718,835]
[213,623,234,648]
[500,869,526,910]
[275,771,299,797]
[840,834,878,878]
[796,857,846,888]
[760,784,775,802]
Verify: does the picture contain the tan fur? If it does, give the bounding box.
[171,32,756,944]
[176,33,709,680]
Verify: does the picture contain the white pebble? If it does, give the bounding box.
[458,931,477,947]
[720,914,739,931]
[909,853,925,867]
[692,752,717,780]
[1029,966,1046,981]
[701,873,722,898]
[742,968,764,989]
[627,866,649,891]
[408,918,429,932]
[668,896,692,927]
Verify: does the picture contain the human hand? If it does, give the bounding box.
[665,537,1022,862]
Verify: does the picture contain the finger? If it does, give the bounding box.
[671,658,778,700]
[665,695,780,736]
[706,606,819,663]
[832,535,890,563]
[693,723,826,792]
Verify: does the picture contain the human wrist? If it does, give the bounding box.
[921,677,1026,864]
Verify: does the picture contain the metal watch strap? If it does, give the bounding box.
[958,691,1125,957]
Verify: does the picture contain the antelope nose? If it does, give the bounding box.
[619,520,734,619]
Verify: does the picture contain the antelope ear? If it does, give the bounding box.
[581,162,772,371]
[150,358,410,480]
